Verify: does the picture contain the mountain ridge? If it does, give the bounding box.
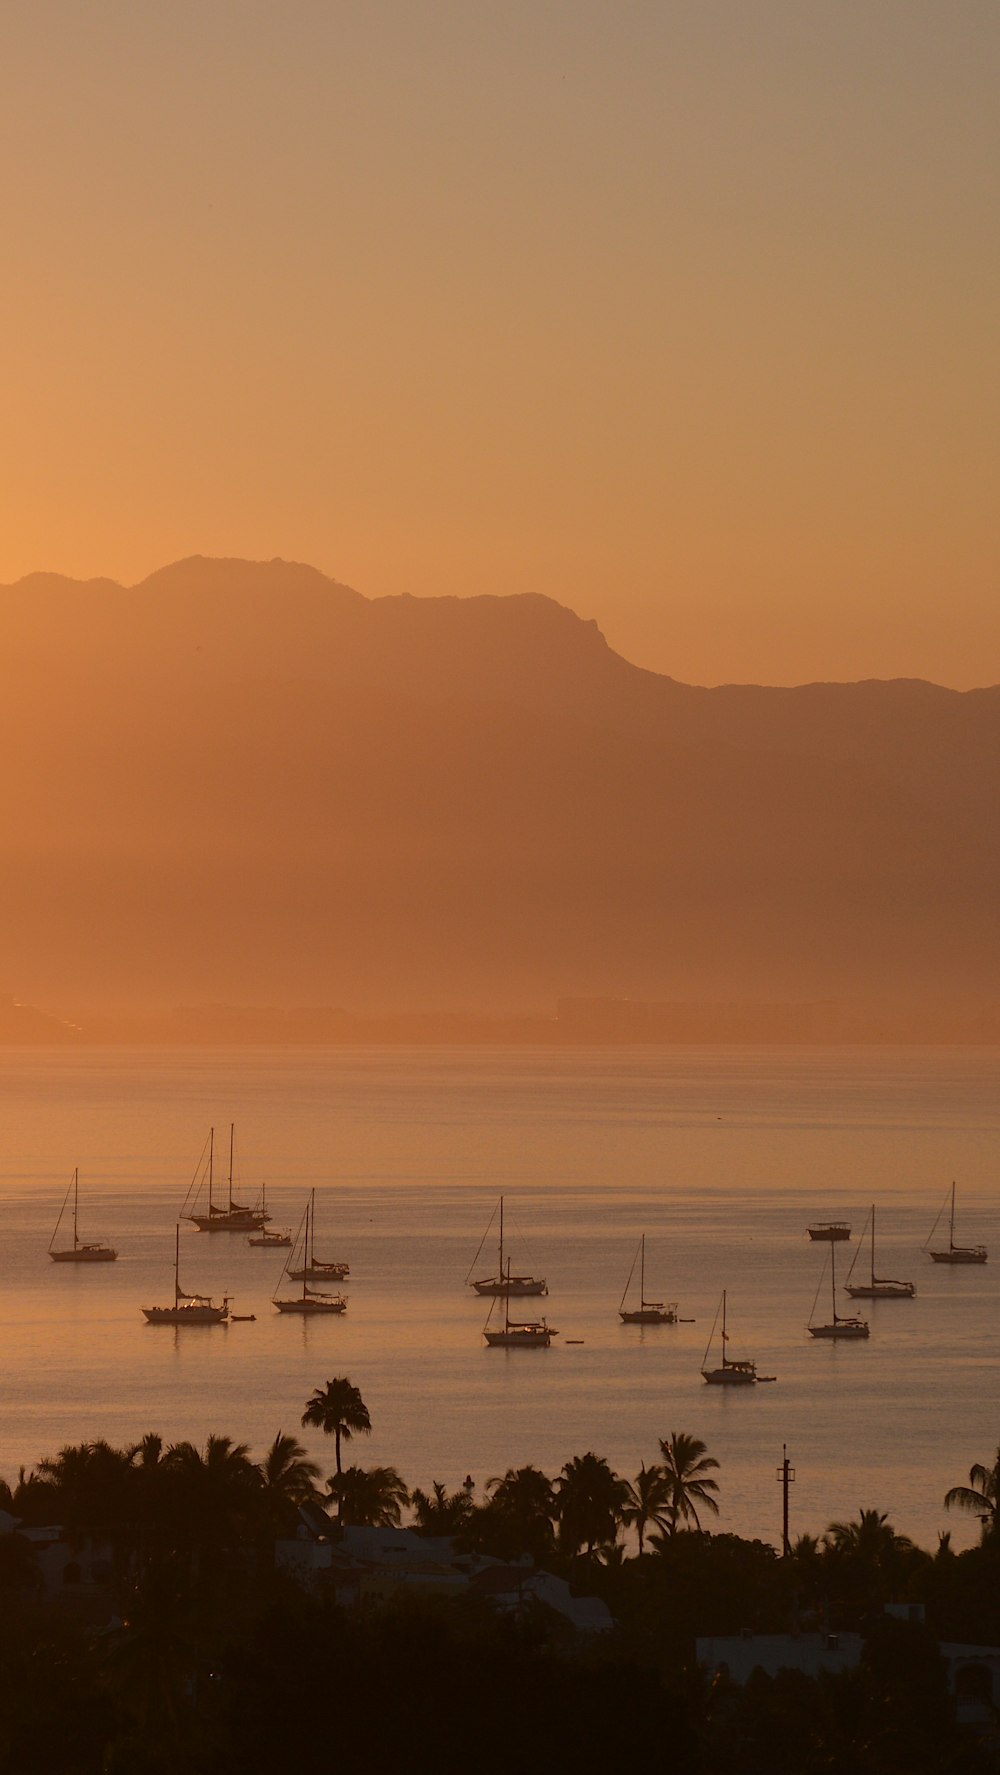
[2,555,997,1010]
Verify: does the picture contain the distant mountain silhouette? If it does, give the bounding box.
[2,555,998,1011]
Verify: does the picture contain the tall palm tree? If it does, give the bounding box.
[555,1453,629,1558]
[409,1480,476,1535]
[657,1432,721,1534]
[945,1447,1000,1541]
[621,1462,673,1555]
[327,1464,408,1527]
[301,1378,371,1476]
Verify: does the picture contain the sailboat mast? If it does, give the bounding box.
[228,1123,235,1211]
[174,1224,181,1306]
[831,1241,837,1320]
[207,1126,215,1213]
[73,1167,79,1250]
[499,1196,504,1278]
[870,1204,876,1287]
[950,1181,956,1251]
[640,1234,645,1306]
[721,1289,728,1369]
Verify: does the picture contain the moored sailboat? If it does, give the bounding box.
[467,1196,547,1296]
[273,1199,347,1314]
[808,1239,869,1338]
[48,1168,117,1263]
[286,1187,349,1279]
[142,1226,231,1324]
[924,1181,987,1265]
[483,1266,556,1346]
[618,1235,678,1324]
[701,1291,774,1385]
[845,1205,915,1299]
[182,1126,269,1233]
[247,1184,292,1247]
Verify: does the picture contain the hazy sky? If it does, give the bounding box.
[2,1,997,686]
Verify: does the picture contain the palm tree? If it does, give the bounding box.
[945,1446,1000,1541]
[258,1433,321,1531]
[621,1462,673,1555]
[657,1432,721,1534]
[38,1439,137,1571]
[484,1466,557,1560]
[555,1453,629,1559]
[301,1378,371,1476]
[824,1509,913,1561]
[409,1481,476,1535]
[822,1508,917,1608]
[160,1435,262,1577]
[128,1433,165,1470]
[327,1464,408,1527]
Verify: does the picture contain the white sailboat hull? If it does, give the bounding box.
[929,1248,987,1264]
[808,1321,869,1338]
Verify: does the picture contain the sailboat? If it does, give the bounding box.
[701,1291,774,1385]
[286,1188,349,1280]
[467,1196,547,1296]
[273,1199,347,1314]
[182,1126,269,1233]
[924,1181,987,1265]
[618,1235,678,1324]
[48,1168,117,1263]
[808,1239,869,1338]
[141,1226,231,1324]
[247,1185,292,1247]
[845,1205,915,1299]
[483,1265,556,1347]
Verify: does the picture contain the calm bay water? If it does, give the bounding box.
[1,1044,998,1551]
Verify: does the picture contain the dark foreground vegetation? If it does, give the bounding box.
[1,1381,999,1772]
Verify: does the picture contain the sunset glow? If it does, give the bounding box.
[3,1,997,686]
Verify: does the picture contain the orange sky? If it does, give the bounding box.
[2,1,998,687]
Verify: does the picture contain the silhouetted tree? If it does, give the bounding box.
[621,1463,673,1554]
[409,1480,476,1535]
[555,1453,628,1558]
[257,1433,321,1532]
[466,1466,557,1561]
[327,1464,408,1526]
[657,1431,720,1533]
[300,1378,371,1478]
[945,1445,1000,1541]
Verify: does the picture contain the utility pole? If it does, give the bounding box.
[776,1444,796,1556]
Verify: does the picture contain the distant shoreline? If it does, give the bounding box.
[6,995,1000,1049]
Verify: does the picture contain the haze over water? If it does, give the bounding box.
[2,1043,997,1551]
